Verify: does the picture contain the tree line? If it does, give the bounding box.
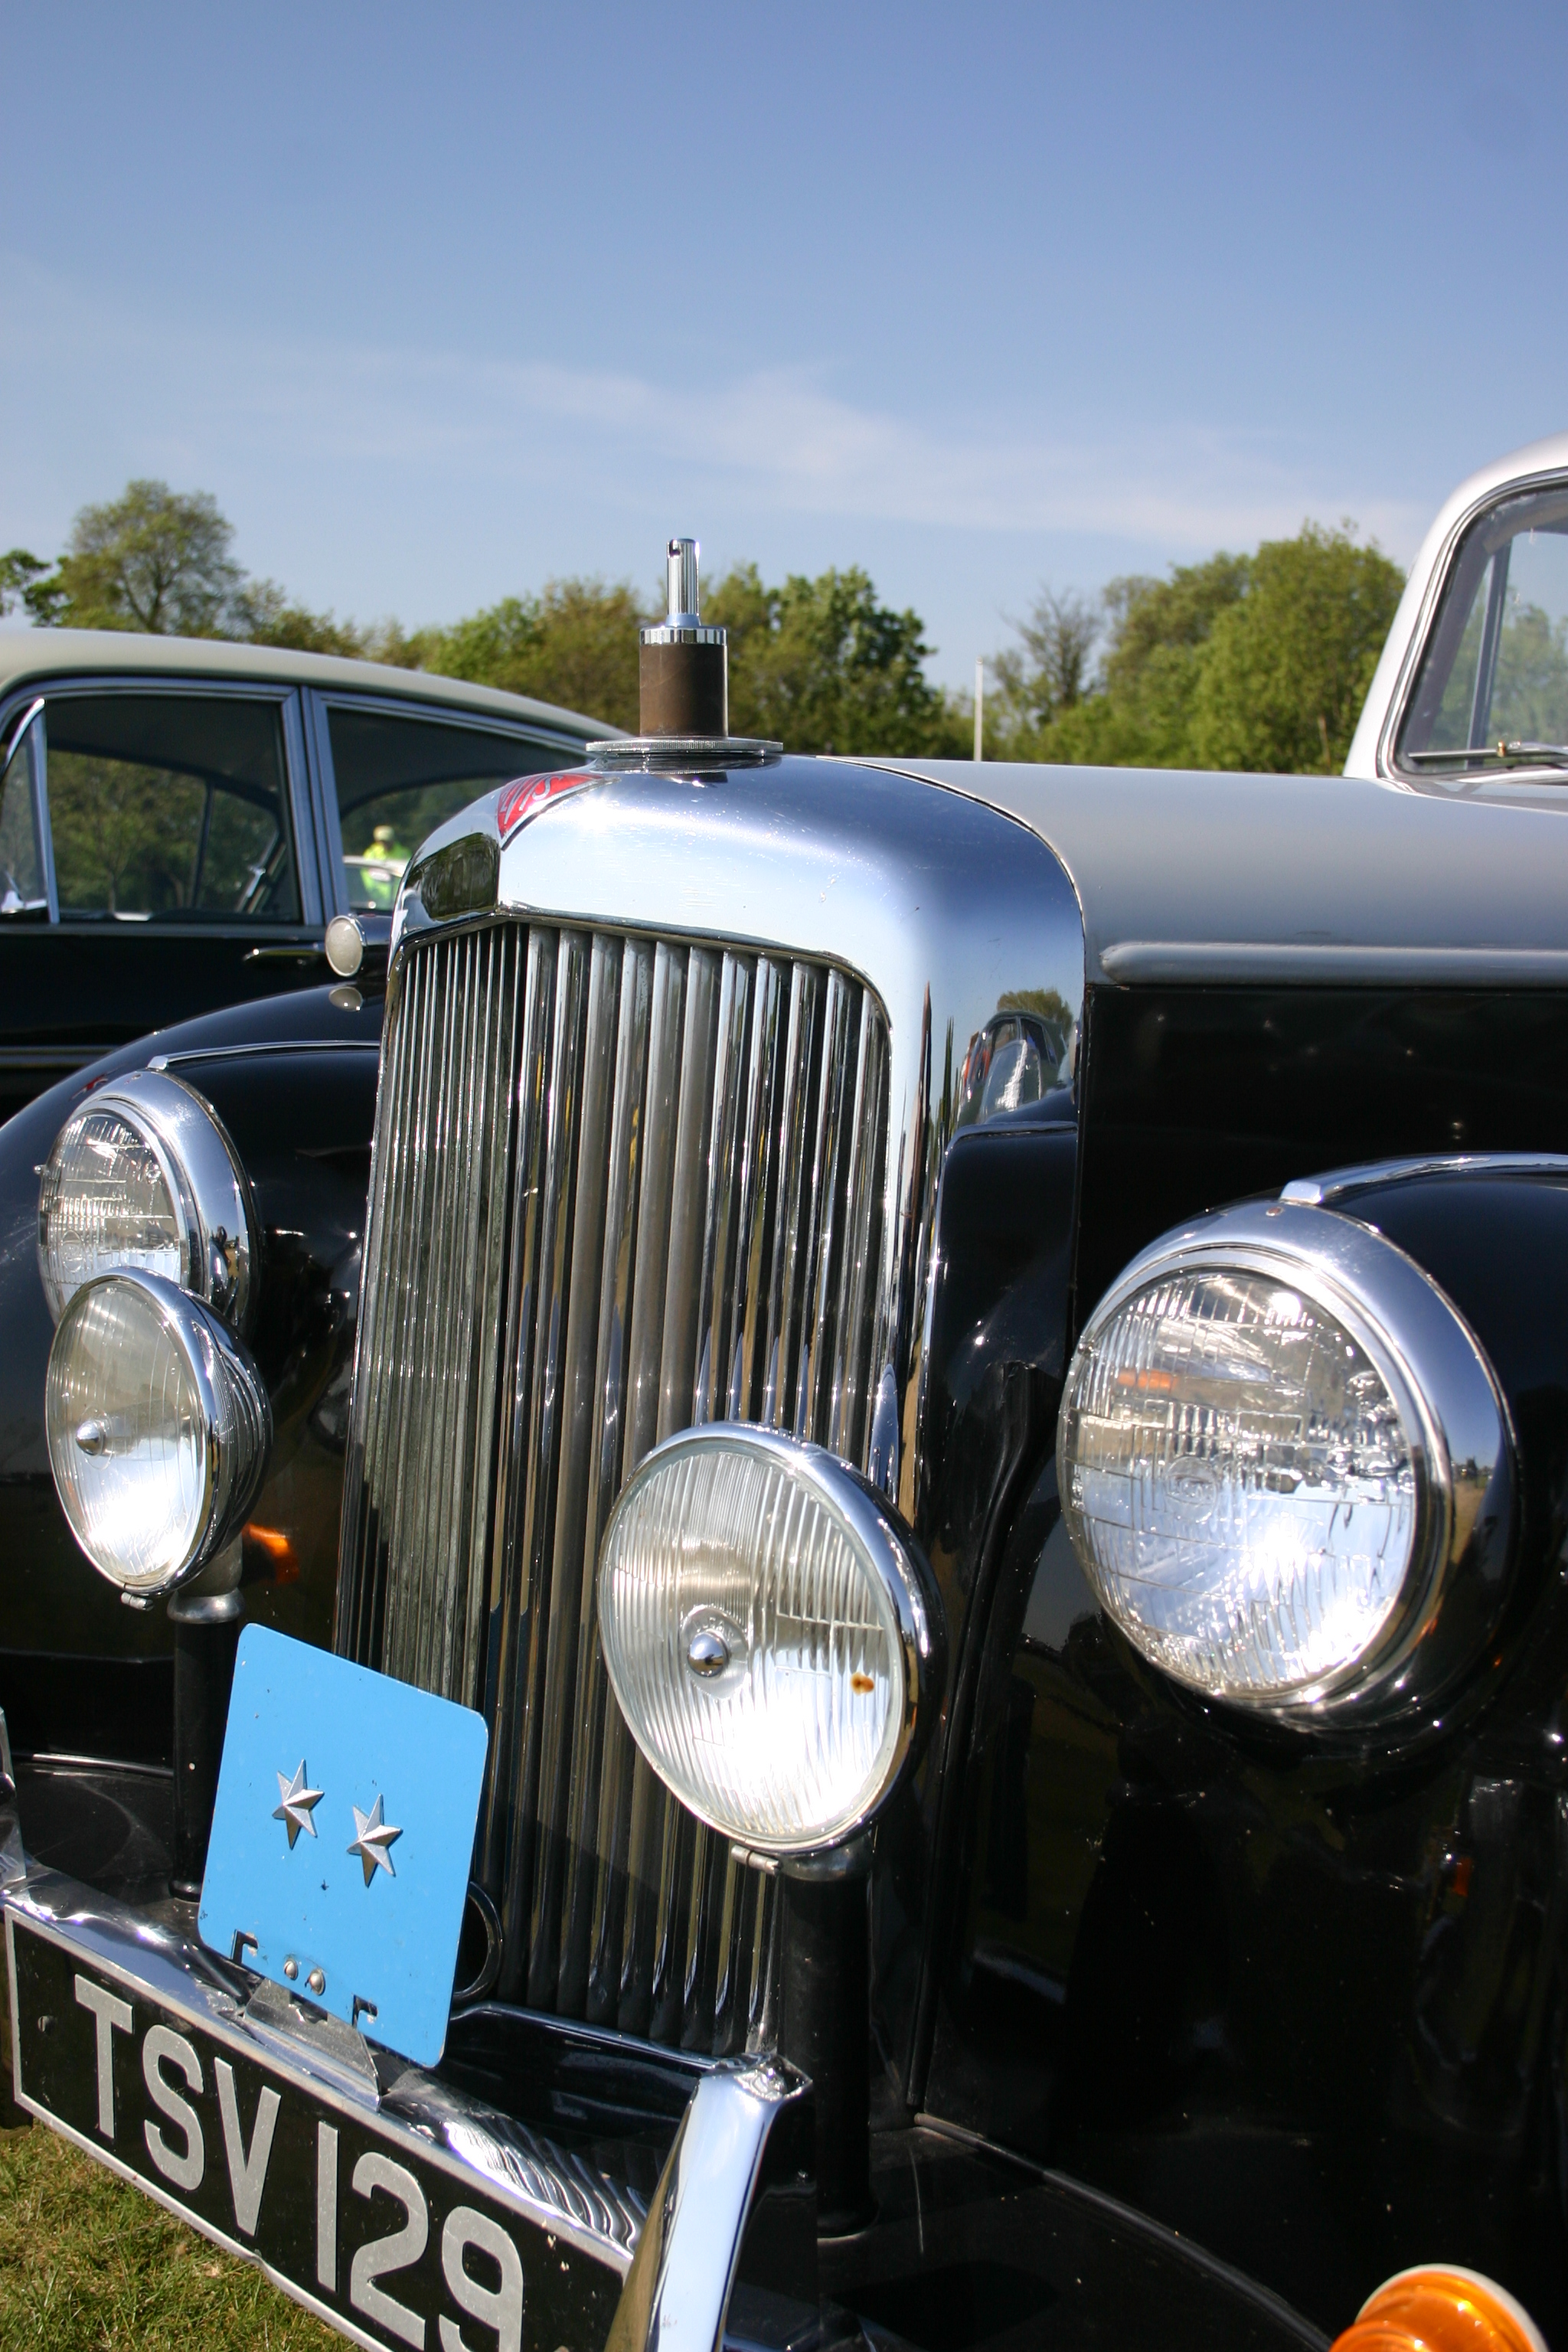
[0,480,1406,773]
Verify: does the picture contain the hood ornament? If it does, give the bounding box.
[586,536,781,773]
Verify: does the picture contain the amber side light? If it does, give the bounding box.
[1331,2269,1546,2352]
[243,1523,299,1583]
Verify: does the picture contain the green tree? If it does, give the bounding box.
[989,587,1100,747]
[712,564,967,756]
[51,480,247,634]
[995,527,1402,773]
[1188,526,1405,773]
[230,578,378,659]
[0,549,69,626]
[417,580,649,731]
[1069,552,1251,766]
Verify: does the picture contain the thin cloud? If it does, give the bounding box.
[2,255,1426,561]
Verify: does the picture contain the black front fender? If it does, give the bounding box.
[0,983,382,1764]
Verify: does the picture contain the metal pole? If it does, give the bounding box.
[974,657,984,762]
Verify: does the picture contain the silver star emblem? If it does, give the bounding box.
[347,1794,403,1886]
[273,1761,324,1849]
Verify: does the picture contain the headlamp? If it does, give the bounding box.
[597,1426,942,1860]
[45,1270,271,1601]
[38,1069,256,1331]
[1058,1200,1514,1723]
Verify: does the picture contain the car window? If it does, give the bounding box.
[327,704,559,912]
[0,727,45,917]
[1398,484,1568,769]
[46,693,299,922]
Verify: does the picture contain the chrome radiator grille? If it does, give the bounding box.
[338,916,890,2053]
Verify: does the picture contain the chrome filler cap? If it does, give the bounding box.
[590,532,781,768]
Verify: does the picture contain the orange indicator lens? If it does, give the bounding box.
[1331,2268,1545,2352]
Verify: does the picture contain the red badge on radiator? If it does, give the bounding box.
[497,769,594,841]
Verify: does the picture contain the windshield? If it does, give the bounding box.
[1396,481,1568,776]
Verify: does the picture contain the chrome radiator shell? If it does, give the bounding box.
[338,756,1083,2056]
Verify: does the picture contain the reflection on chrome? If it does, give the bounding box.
[341,754,1084,2060]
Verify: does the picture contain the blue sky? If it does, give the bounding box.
[2,1,1563,685]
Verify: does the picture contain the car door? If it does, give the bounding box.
[0,680,324,1119]
[309,694,575,914]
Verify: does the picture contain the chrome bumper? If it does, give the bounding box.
[0,1771,808,2352]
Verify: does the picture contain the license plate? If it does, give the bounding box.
[7,1913,625,2352]
[199,1625,489,2069]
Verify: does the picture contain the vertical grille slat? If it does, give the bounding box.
[500,929,594,2001]
[799,967,858,1443]
[728,956,787,1424]
[831,993,890,1465]
[609,941,688,2036]
[528,934,623,2009]
[559,937,654,2018]
[765,964,825,1432]
[478,928,557,1896]
[378,949,442,1643]
[693,951,754,1429]
[341,913,890,2056]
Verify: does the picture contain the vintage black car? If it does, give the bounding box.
[0,628,606,1121]
[2,472,1565,2352]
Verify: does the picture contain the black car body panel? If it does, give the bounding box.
[0,983,383,1758]
[926,1161,1568,2330]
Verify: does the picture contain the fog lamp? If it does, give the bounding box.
[1330,2267,1545,2352]
[1058,1200,1513,1720]
[45,1270,271,1600]
[39,1069,256,1329]
[597,1426,942,1858]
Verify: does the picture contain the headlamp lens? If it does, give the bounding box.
[1060,1266,1417,1701]
[598,1431,926,1855]
[38,1105,185,1320]
[45,1275,209,1593]
[44,1270,271,1598]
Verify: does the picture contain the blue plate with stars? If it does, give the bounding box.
[198,1625,488,2068]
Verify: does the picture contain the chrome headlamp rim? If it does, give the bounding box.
[38,1068,258,1333]
[597,1423,944,1860]
[45,1267,272,1599]
[1060,1199,1515,1724]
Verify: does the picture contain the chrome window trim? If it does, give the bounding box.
[1282,1152,1568,1208]
[391,756,1086,1526]
[307,685,597,920]
[0,697,57,922]
[303,686,349,916]
[1067,1199,1514,1726]
[279,689,323,925]
[0,675,319,930]
[313,683,596,754]
[1378,461,1568,795]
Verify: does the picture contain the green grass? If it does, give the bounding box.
[0,2119,341,2352]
